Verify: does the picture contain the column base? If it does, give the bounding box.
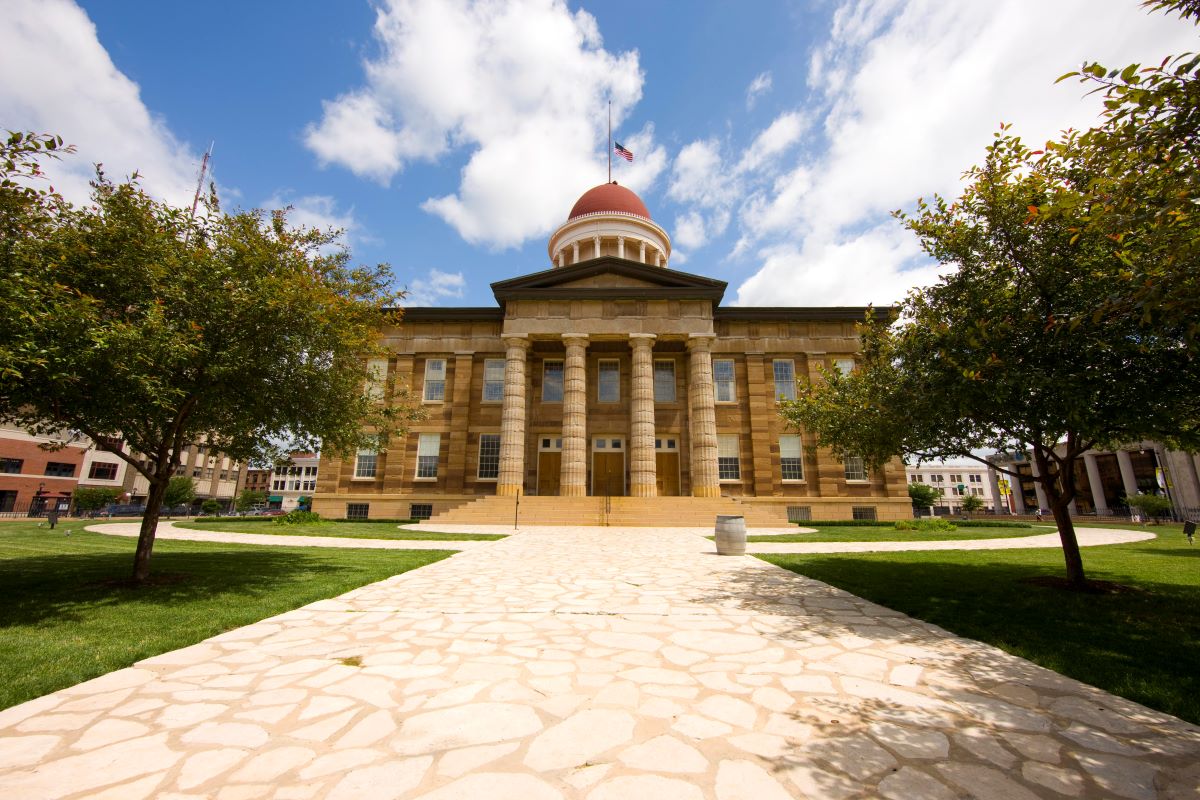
[561,484,586,497]
[496,484,521,497]
[692,486,721,498]
[630,483,657,498]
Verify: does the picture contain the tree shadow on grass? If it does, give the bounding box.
[0,549,397,628]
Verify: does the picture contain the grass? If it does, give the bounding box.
[759,522,1200,724]
[0,522,454,710]
[173,520,507,541]
[744,524,1043,543]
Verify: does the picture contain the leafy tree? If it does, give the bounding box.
[781,131,1199,588]
[162,476,196,513]
[907,482,942,509]
[0,134,420,582]
[1127,493,1174,521]
[200,498,222,516]
[234,489,266,512]
[72,486,120,514]
[960,494,985,516]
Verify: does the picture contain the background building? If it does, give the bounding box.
[314,183,910,526]
[905,461,998,514]
[0,423,88,516]
[267,454,319,511]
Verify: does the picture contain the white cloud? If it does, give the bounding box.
[674,210,708,250]
[305,0,652,249]
[0,0,200,208]
[734,0,1199,306]
[400,269,466,306]
[263,193,357,237]
[745,71,773,109]
[735,111,808,175]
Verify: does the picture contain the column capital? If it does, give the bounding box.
[628,333,656,349]
[686,334,715,352]
[503,335,530,351]
[561,333,590,346]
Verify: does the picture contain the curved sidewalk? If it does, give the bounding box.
[747,525,1154,554]
[86,521,494,551]
[1,526,1196,798]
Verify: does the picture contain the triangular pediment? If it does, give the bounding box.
[491,256,726,304]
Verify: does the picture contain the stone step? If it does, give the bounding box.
[428,494,789,527]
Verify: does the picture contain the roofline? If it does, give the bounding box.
[386,307,503,321]
[714,306,896,322]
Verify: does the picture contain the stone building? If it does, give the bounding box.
[905,462,998,514]
[313,183,909,526]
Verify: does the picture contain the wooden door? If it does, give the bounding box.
[656,452,680,496]
[593,453,625,496]
[537,452,561,496]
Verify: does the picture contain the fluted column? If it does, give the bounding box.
[987,466,1005,514]
[497,336,530,496]
[560,334,589,496]
[1029,458,1050,512]
[687,335,719,497]
[629,334,657,497]
[1010,468,1027,514]
[1116,449,1140,499]
[1083,452,1110,514]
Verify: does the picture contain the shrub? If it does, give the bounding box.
[274,510,324,525]
[894,518,958,532]
[200,499,222,516]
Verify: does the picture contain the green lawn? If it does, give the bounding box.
[760,523,1200,724]
[745,525,1042,543]
[0,522,454,710]
[173,520,506,541]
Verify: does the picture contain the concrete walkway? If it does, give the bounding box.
[1,526,1197,799]
[87,521,495,551]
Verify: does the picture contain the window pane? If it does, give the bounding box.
[844,456,866,481]
[780,435,803,481]
[773,360,796,401]
[423,359,446,401]
[653,360,676,402]
[483,359,505,402]
[0,458,22,474]
[717,434,740,480]
[713,359,735,402]
[478,434,501,479]
[417,433,440,478]
[598,360,619,402]
[835,358,855,375]
[365,357,388,401]
[354,452,377,479]
[543,361,564,402]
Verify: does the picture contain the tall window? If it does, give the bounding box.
[844,456,867,482]
[713,359,735,402]
[598,360,620,402]
[717,435,740,480]
[416,434,441,479]
[483,359,505,402]
[88,462,118,480]
[779,435,803,481]
[423,359,446,402]
[478,434,500,479]
[354,443,377,479]
[653,360,676,402]
[542,360,564,402]
[834,358,855,375]
[773,360,796,401]
[365,357,388,401]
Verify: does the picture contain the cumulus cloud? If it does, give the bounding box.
[745,71,773,109]
[732,0,1198,306]
[0,0,200,208]
[305,0,658,249]
[400,269,466,306]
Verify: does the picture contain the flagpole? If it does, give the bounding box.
[607,100,612,183]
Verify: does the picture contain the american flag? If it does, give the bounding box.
[614,141,634,162]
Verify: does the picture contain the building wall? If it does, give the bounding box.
[0,425,87,513]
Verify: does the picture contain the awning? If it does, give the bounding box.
[268,495,283,502]
[298,496,310,502]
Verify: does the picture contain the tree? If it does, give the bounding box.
[1127,492,1174,521]
[72,486,120,515]
[200,498,222,516]
[162,476,196,514]
[907,482,942,510]
[781,131,1200,588]
[0,134,420,582]
[235,489,266,513]
[960,493,985,516]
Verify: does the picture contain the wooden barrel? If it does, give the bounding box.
[715,515,746,555]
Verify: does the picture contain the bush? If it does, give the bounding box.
[894,518,958,532]
[274,510,324,525]
[1127,493,1173,521]
[200,499,222,516]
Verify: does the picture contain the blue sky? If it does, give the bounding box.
[3,1,1194,308]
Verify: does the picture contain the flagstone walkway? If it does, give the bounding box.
[1,526,1197,799]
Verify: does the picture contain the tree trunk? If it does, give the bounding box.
[1049,497,1087,588]
[133,476,169,583]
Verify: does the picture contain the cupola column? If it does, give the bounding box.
[617,236,625,260]
[629,334,657,497]
[639,241,647,264]
[560,334,589,496]
[687,335,720,497]
[497,336,530,496]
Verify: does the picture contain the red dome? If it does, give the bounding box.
[567,182,651,221]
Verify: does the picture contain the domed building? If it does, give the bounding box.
[314,183,909,525]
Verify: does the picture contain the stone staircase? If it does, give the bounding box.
[425,495,790,528]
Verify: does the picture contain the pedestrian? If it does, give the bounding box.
[46,507,59,530]
[1035,508,1043,523]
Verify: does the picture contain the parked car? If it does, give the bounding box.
[99,504,147,517]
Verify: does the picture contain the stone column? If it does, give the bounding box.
[1010,468,1027,514]
[629,334,657,497]
[687,335,720,497]
[1116,449,1140,499]
[987,466,1004,514]
[1029,458,1049,511]
[560,334,589,497]
[593,236,601,260]
[617,236,625,259]
[1083,452,1110,515]
[497,336,529,496]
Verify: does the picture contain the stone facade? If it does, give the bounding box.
[313,184,909,524]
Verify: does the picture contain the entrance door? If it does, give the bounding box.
[592,436,626,496]
[537,436,562,496]
[655,436,680,496]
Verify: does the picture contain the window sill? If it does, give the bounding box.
[845,479,870,484]
[781,479,807,484]
[718,479,743,483]
[350,476,377,482]
[475,477,498,482]
[413,477,438,482]
[421,400,445,405]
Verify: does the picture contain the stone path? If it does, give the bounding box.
[745,526,1154,554]
[2,526,1197,799]
[87,521,494,551]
